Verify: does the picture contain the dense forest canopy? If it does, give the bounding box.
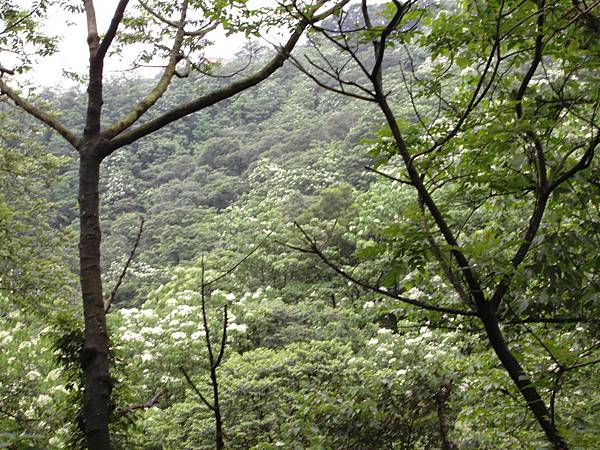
[0,0,599,449]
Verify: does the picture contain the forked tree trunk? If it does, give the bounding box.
[78,143,112,450]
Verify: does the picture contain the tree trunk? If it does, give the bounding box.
[210,368,224,450]
[480,306,567,449]
[79,145,112,450]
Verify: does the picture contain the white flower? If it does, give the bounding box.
[191,331,202,340]
[460,67,478,77]
[160,375,176,384]
[26,370,41,380]
[406,287,426,299]
[36,394,52,406]
[0,331,12,344]
[396,369,407,376]
[140,352,154,362]
[363,301,375,309]
[172,331,186,340]
[141,326,163,336]
[225,293,236,301]
[47,368,62,381]
[368,338,379,345]
[229,323,247,333]
[122,330,141,342]
[140,309,155,318]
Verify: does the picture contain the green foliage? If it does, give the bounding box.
[2,1,599,447]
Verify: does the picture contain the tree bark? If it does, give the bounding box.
[479,306,567,450]
[210,368,223,450]
[79,142,112,450]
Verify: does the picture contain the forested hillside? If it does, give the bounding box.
[40,61,379,304]
[1,1,599,449]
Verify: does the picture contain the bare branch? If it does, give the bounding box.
[287,222,477,316]
[213,305,227,369]
[83,0,100,57]
[95,0,130,63]
[104,218,144,314]
[200,256,214,367]
[139,0,180,27]
[561,357,600,373]
[289,54,376,102]
[206,230,274,286]
[365,165,413,185]
[549,132,598,191]
[115,389,165,418]
[106,22,301,152]
[179,366,215,411]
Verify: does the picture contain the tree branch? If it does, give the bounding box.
[104,218,144,313]
[287,222,476,316]
[104,0,348,154]
[179,366,215,411]
[0,79,79,148]
[83,0,100,58]
[115,389,165,418]
[95,0,130,63]
[103,0,189,139]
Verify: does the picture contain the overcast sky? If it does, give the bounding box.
[17,0,368,87]
[27,1,248,87]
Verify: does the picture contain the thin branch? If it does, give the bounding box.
[490,191,549,310]
[289,55,376,102]
[549,132,598,191]
[206,230,274,286]
[0,1,43,36]
[287,222,476,316]
[416,0,504,159]
[561,357,600,373]
[104,218,144,313]
[365,166,413,185]
[200,256,214,366]
[95,0,130,63]
[115,389,165,418]
[504,316,593,325]
[106,19,302,151]
[179,366,215,411]
[213,305,227,369]
[417,196,471,306]
[139,0,180,27]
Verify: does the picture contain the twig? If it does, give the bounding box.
[206,229,274,286]
[179,366,215,411]
[104,218,145,313]
[284,221,476,316]
[115,389,166,418]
